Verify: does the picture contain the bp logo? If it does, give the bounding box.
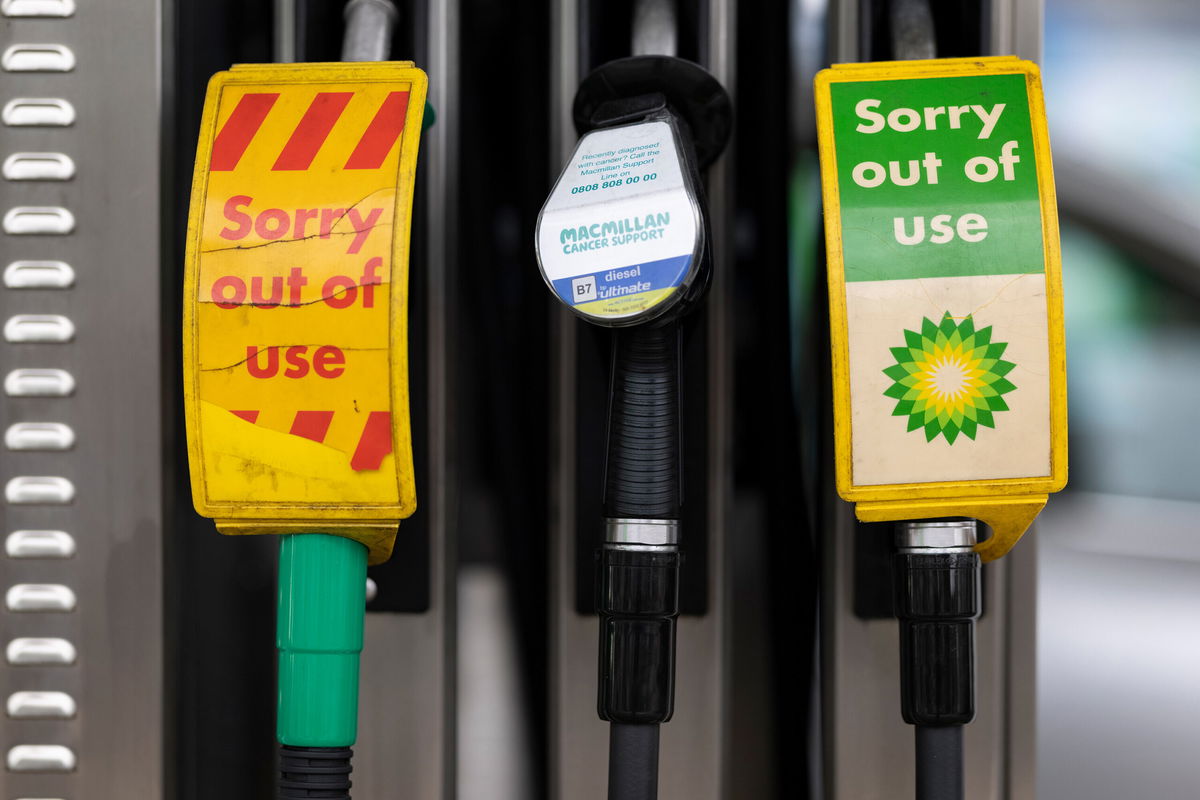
[882,313,1016,444]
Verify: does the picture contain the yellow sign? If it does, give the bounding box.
[814,58,1066,561]
[183,62,426,564]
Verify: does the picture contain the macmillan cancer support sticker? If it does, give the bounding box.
[536,119,702,322]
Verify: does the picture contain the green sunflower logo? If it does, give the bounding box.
[882,313,1016,444]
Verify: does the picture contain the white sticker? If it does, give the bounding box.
[536,120,701,321]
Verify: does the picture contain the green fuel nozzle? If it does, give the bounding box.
[276,533,368,799]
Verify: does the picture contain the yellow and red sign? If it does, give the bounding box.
[183,63,426,563]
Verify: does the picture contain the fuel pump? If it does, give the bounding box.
[182,27,426,796]
[536,53,730,800]
[814,51,1066,799]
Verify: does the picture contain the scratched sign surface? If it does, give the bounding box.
[184,63,425,523]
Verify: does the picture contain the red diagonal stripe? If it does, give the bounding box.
[211,93,279,171]
[350,411,393,471]
[272,92,354,171]
[344,92,410,170]
[230,410,260,423]
[290,411,335,443]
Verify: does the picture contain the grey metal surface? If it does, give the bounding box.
[897,519,977,551]
[0,1,165,799]
[342,0,398,62]
[631,0,678,57]
[274,0,296,62]
[889,0,935,60]
[829,0,1043,64]
[352,0,459,796]
[606,518,679,546]
[546,3,583,796]
[548,1,739,797]
[988,0,1043,61]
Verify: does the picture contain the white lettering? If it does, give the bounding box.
[855,99,885,133]
[852,161,887,188]
[972,103,1006,139]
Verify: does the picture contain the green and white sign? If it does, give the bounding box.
[815,57,1066,525]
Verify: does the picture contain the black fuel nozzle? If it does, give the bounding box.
[534,51,730,800]
[894,520,981,727]
[894,520,981,800]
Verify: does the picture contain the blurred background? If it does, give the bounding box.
[0,0,1196,798]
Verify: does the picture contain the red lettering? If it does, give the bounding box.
[244,344,343,378]
[320,207,347,238]
[322,275,358,309]
[254,208,290,240]
[359,257,383,308]
[313,346,345,378]
[345,207,383,254]
[284,345,310,378]
[286,267,307,306]
[294,208,318,239]
[250,275,284,308]
[211,275,246,309]
[245,346,278,378]
[219,195,253,240]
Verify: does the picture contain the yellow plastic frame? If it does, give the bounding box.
[183,62,427,564]
[814,57,1067,561]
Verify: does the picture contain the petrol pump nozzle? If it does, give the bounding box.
[182,1,425,796]
[536,53,730,800]
[894,520,981,800]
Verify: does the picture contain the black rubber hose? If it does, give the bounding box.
[279,745,353,799]
[915,725,963,800]
[608,722,661,800]
[603,321,681,520]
